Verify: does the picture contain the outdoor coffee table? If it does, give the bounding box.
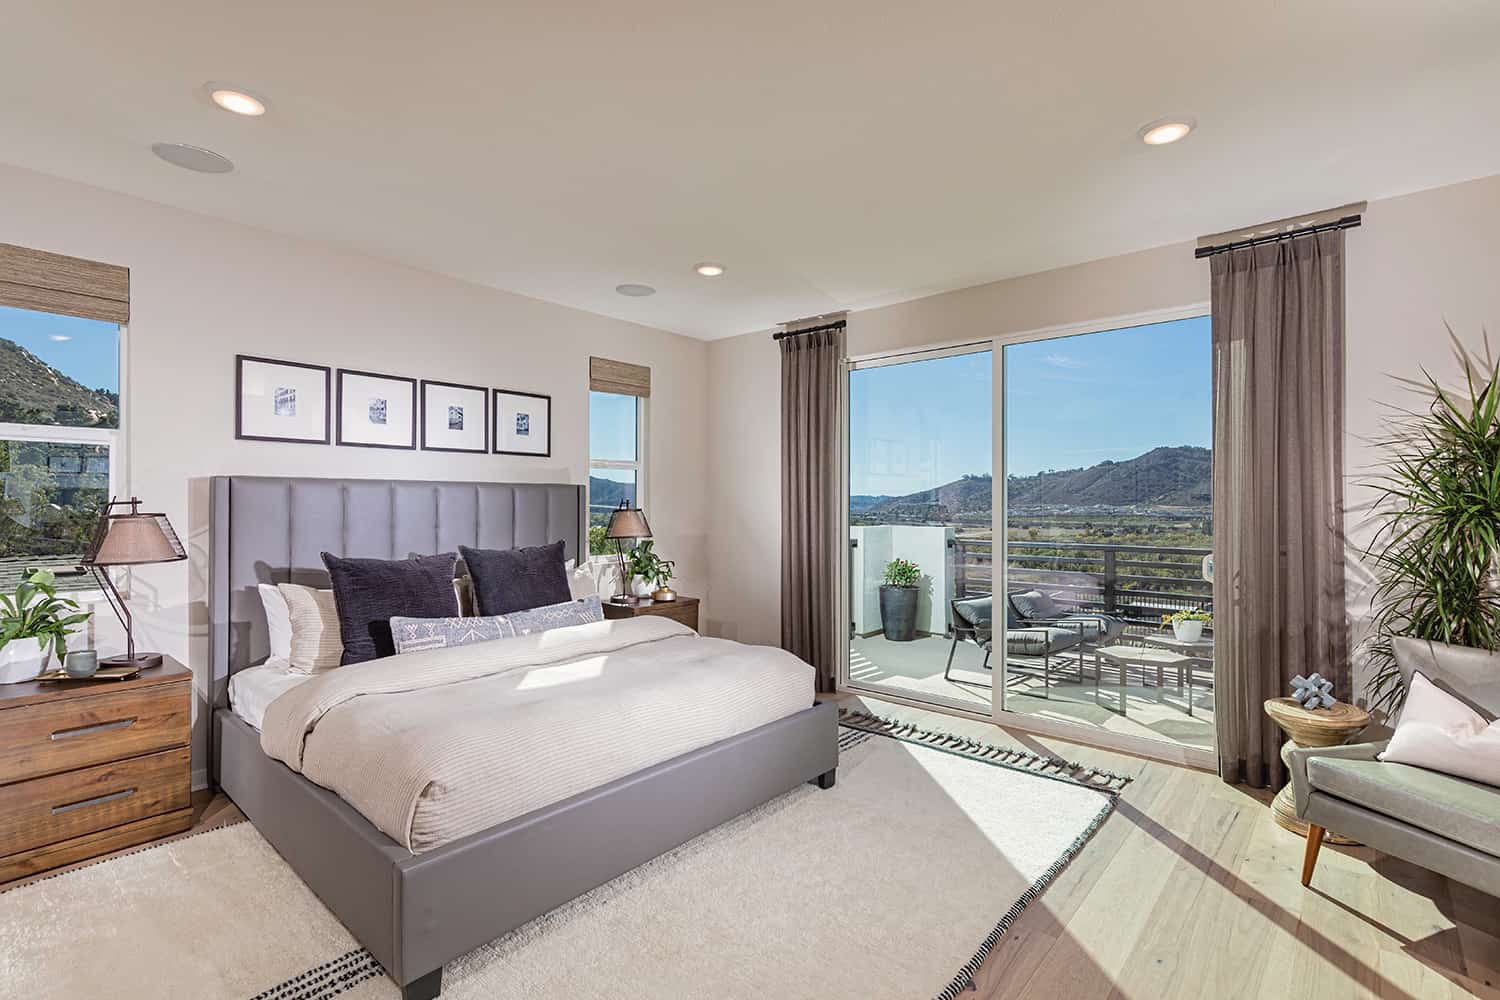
[1140,633,1214,717]
[1092,644,1193,716]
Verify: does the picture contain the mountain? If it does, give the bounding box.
[0,337,118,428]
[587,475,637,510]
[852,446,1211,519]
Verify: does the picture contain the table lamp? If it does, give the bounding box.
[605,499,652,605]
[83,497,186,669]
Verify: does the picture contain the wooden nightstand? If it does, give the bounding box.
[0,658,192,883]
[602,596,699,632]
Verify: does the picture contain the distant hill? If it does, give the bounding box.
[0,337,118,428]
[588,475,637,510]
[852,446,1210,519]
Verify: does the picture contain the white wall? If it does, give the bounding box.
[0,163,710,785]
[707,172,1500,708]
[849,525,953,637]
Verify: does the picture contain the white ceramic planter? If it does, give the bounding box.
[1173,619,1205,643]
[0,639,52,684]
[631,576,654,599]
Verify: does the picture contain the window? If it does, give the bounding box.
[0,304,123,593]
[588,390,645,556]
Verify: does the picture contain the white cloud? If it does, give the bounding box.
[1043,353,1085,369]
[48,334,71,342]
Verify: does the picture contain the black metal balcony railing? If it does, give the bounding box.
[953,538,1212,624]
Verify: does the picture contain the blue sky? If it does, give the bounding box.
[0,305,120,392]
[849,316,1211,495]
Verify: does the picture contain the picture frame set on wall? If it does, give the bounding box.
[234,356,550,458]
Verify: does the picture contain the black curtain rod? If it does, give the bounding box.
[1195,215,1361,259]
[772,320,847,341]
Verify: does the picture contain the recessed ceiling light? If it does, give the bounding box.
[615,283,656,297]
[210,88,266,117]
[694,262,725,277]
[151,142,235,173]
[1139,118,1194,146]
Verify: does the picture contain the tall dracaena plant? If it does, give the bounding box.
[1363,332,1500,713]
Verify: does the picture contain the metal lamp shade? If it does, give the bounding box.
[606,507,652,540]
[89,513,186,566]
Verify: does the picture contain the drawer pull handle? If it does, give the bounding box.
[52,787,136,815]
[50,718,136,741]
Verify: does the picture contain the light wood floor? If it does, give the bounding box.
[3,697,1495,999]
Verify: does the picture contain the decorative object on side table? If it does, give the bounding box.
[337,368,417,449]
[419,379,488,453]
[0,569,90,684]
[1362,336,1500,714]
[492,388,552,457]
[601,595,699,632]
[626,540,677,602]
[64,649,99,679]
[235,355,331,444]
[604,499,652,605]
[1290,672,1335,710]
[83,497,187,670]
[0,658,192,883]
[1264,695,1371,843]
[878,558,921,642]
[1162,609,1211,643]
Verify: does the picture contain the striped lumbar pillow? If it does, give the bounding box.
[389,595,604,655]
[276,583,344,674]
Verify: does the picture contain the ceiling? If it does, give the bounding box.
[3,2,1499,340]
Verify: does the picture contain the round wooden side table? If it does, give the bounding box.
[1263,697,1371,844]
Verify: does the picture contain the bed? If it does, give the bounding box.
[208,476,838,999]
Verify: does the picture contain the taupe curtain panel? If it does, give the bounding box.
[1212,230,1348,788]
[0,243,129,323]
[780,323,845,693]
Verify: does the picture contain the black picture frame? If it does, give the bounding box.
[492,389,552,457]
[235,354,331,445]
[336,368,418,450]
[419,379,490,454]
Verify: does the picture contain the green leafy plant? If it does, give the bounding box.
[1363,332,1500,713]
[0,569,90,661]
[883,558,921,588]
[626,540,676,588]
[1160,609,1212,629]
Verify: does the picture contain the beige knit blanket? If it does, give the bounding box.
[260,617,815,851]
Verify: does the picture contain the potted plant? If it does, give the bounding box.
[625,540,677,601]
[1161,609,1212,643]
[879,558,922,642]
[0,569,90,684]
[1364,334,1500,714]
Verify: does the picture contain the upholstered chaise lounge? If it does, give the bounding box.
[1291,637,1500,897]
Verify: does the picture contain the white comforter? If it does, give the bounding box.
[260,617,815,852]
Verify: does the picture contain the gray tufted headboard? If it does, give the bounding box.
[208,475,585,713]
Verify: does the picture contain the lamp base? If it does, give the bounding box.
[609,595,643,606]
[99,652,163,670]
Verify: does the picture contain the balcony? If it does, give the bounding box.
[848,528,1215,752]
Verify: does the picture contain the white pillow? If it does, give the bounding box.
[453,575,475,617]
[257,583,292,662]
[564,558,599,599]
[1379,672,1500,788]
[276,583,344,674]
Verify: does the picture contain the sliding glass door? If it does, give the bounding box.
[844,344,994,714]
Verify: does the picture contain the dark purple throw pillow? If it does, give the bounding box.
[320,551,459,664]
[458,541,571,617]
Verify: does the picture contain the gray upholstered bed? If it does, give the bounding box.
[208,475,837,999]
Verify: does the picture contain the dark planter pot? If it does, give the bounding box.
[879,585,920,642]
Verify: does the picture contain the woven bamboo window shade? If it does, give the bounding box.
[0,243,130,324]
[589,356,651,397]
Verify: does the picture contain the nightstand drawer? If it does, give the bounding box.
[0,745,191,856]
[0,683,190,785]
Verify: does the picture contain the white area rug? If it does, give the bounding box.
[0,720,1122,1000]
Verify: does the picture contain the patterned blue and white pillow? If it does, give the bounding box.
[389,595,603,655]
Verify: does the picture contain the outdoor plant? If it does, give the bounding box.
[1363,332,1500,713]
[0,568,89,661]
[626,540,676,588]
[1160,609,1212,629]
[883,558,921,588]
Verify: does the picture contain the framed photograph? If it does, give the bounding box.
[236,355,331,444]
[420,380,488,453]
[336,369,417,450]
[492,389,552,457]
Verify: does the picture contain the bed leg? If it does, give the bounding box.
[811,768,836,790]
[402,968,442,1000]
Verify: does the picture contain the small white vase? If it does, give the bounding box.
[631,576,654,599]
[1173,619,1205,643]
[0,639,52,684]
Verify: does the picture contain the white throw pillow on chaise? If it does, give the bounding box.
[1379,671,1500,788]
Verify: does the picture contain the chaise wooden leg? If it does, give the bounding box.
[1301,824,1325,887]
[402,968,442,1000]
[811,768,836,790]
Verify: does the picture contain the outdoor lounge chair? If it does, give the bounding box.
[944,595,1088,697]
[1007,589,1127,647]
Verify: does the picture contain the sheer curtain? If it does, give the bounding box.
[780,322,845,693]
[1212,231,1348,787]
